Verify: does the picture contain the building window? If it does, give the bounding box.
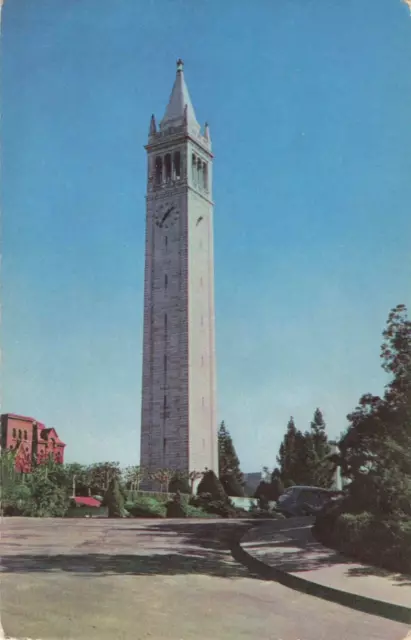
[197,157,202,186]
[164,354,167,372]
[201,355,204,366]
[165,273,168,289]
[200,276,203,287]
[164,313,168,330]
[24,430,27,440]
[164,153,172,182]
[12,428,16,438]
[174,151,181,179]
[18,429,22,440]
[192,154,197,184]
[165,235,168,248]
[202,438,206,450]
[203,162,208,190]
[163,437,167,450]
[155,156,163,185]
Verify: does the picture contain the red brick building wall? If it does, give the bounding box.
[0,414,66,472]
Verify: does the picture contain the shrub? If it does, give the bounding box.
[183,504,216,518]
[168,472,191,495]
[197,470,227,500]
[125,496,166,518]
[166,492,186,518]
[1,483,32,516]
[315,507,411,574]
[104,478,125,518]
[23,476,70,517]
[190,492,238,518]
[220,473,245,497]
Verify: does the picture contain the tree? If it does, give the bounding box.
[104,477,124,518]
[218,421,245,496]
[270,467,284,499]
[26,464,70,517]
[339,305,411,515]
[197,469,227,501]
[193,469,237,517]
[307,409,334,488]
[149,468,175,493]
[277,417,298,484]
[123,466,145,492]
[169,471,191,494]
[64,463,91,497]
[88,462,122,495]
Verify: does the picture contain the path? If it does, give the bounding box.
[240,516,411,608]
[1,518,409,640]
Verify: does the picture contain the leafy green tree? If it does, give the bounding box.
[26,466,70,517]
[218,421,245,496]
[88,462,122,494]
[169,471,191,494]
[104,477,124,518]
[339,304,411,515]
[123,465,146,494]
[63,463,91,496]
[149,468,175,493]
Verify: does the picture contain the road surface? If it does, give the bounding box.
[1,517,409,640]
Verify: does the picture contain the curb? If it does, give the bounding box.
[230,523,411,626]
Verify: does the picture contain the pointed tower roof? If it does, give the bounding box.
[160,59,200,134]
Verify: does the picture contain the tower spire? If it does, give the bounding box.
[204,122,210,143]
[160,59,200,134]
[149,114,157,136]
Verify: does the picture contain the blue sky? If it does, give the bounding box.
[2,0,411,472]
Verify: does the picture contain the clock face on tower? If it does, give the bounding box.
[154,201,180,229]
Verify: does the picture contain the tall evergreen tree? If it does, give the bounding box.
[308,408,333,487]
[104,477,124,518]
[218,421,245,496]
[277,417,298,485]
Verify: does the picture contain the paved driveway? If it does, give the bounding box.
[1,518,409,640]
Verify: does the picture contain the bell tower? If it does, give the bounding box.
[140,60,218,481]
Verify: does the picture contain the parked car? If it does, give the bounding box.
[275,486,342,518]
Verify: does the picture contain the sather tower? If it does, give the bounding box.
[140,60,218,480]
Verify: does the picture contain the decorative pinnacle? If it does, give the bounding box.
[176,58,184,72]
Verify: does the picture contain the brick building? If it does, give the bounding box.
[0,413,66,473]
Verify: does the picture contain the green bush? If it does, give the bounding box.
[197,470,227,500]
[166,493,186,518]
[168,473,191,495]
[183,504,216,518]
[315,507,411,574]
[165,492,216,518]
[220,473,245,497]
[1,483,32,516]
[125,496,166,518]
[23,476,70,517]
[104,478,124,518]
[190,492,238,518]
